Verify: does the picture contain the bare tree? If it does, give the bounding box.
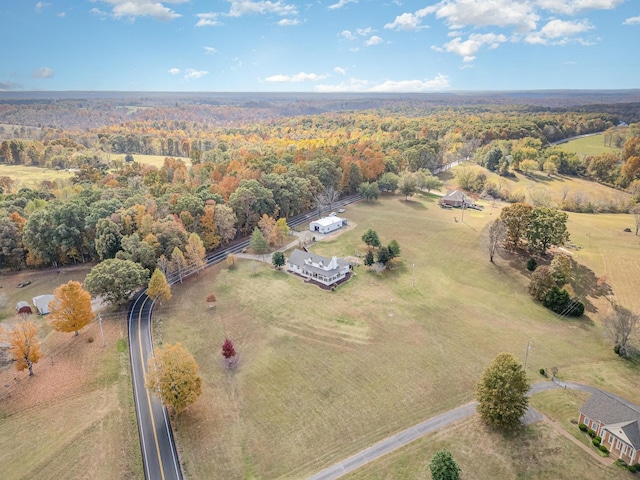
[603,305,639,357]
[487,219,506,263]
[631,205,640,236]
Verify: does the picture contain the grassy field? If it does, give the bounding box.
[0,266,142,479]
[0,164,73,189]
[110,153,191,169]
[447,163,630,212]
[158,193,640,479]
[556,133,620,158]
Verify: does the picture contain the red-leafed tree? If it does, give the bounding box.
[221,338,237,368]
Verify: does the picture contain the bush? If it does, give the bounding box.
[567,300,585,317]
[592,437,601,447]
[526,258,537,271]
[629,465,638,473]
[614,344,621,355]
[594,436,602,443]
[588,428,596,437]
[579,423,588,432]
[539,368,546,376]
[599,445,609,454]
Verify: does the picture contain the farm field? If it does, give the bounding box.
[0,164,73,189]
[556,133,621,158]
[449,162,630,212]
[0,266,142,480]
[159,194,640,479]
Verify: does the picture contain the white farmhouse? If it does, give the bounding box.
[309,216,347,234]
[287,249,350,287]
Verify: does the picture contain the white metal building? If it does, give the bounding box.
[309,216,347,234]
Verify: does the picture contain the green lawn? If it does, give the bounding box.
[557,133,621,158]
[159,194,640,479]
[0,164,73,189]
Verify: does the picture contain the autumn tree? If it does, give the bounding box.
[631,204,640,236]
[258,214,279,246]
[8,321,42,376]
[147,269,172,303]
[49,281,94,336]
[184,232,206,274]
[499,203,533,249]
[549,253,572,285]
[226,253,237,269]
[603,305,639,358]
[429,450,460,480]
[221,338,237,368]
[476,352,530,431]
[85,258,149,305]
[272,251,285,269]
[170,247,187,283]
[486,219,506,263]
[199,205,221,250]
[528,265,555,301]
[146,343,202,415]
[275,217,290,245]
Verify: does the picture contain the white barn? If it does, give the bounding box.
[287,249,350,287]
[33,294,55,315]
[309,216,347,234]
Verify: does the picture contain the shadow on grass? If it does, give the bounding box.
[400,198,427,209]
[571,259,613,314]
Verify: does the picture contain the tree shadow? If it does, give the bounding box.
[401,199,427,210]
[570,259,613,314]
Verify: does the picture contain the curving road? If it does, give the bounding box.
[128,195,362,479]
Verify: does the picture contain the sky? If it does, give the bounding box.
[0,0,639,93]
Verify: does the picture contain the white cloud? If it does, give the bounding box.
[384,12,428,31]
[277,18,300,26]
[328,0,358,10]
[536,0,623,15]
[90,8,109,19]
[168,68,181,75]
[525,19,594,45]
[227,0,298,18]
[356,27,373,36]
[334,66,347,75]
[265,72,328,82]
[365,35,383,46]
[35,2,50,13]
[316,74,449,93]
[58,12,66,17]
[623,16,640,25]
[428,0,538,32]
[204,47,218,55]
[96,0,186,21]
[184,69,208,80]
[32,67,54,79]
[439,33,507,62]
[339,30,356,40]
[195,12,222,27]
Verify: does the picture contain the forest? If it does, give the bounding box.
[1,92,640,274]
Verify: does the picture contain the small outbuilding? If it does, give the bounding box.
[440,190,474,208]
[309,216,347,234]
[287,249,350,287]
[33,294,55,315]
[15,301,33,315]
[579,390,640,465]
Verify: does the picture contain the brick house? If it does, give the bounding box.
[579,390,640,465]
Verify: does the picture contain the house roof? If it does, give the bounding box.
[16,301,30,310]
[311,216,344,227]
[580,390,640,448]
[288,249,348,276]
[32,294,55,314]
[443,190,466,201]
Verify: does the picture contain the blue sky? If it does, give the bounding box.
[1,0,638,92]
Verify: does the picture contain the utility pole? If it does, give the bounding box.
[98,314,106,347]
[524,340,532,371]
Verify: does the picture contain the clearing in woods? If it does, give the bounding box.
[159,194,640,479]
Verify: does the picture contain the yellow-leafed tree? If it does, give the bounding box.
[147,269,172,303]
[48,280,94,336]
[146,343,202,415]
[9,321,43,376]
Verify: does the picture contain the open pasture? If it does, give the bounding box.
[161,195,640,478]
[0,164,73,189]
[110,153,191,169]
[556,133,620,158]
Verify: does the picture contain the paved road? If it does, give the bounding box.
[307,380,601,480]
[128,195,362,479]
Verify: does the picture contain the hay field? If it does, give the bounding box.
[0,165,73,189]
[557,133,620,158]
[110,153,191,169]
[160,194,640,479]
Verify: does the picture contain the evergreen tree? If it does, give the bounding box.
[429,450,460,480]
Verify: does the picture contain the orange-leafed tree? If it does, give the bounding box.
[8,321,43,376]
[48,280,94,336]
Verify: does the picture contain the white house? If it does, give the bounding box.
[33,294,55,315]
[309,216,347,234]
[287,249,350,287]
